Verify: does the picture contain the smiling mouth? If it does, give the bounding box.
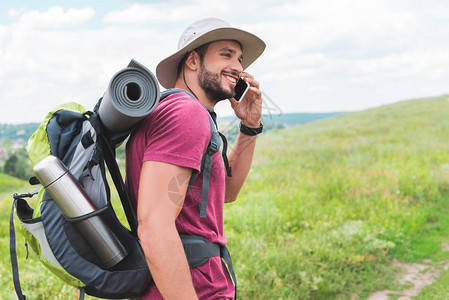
[223,73,238,85]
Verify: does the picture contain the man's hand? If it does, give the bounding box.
[225,72,262,203]
[229,72,262,127]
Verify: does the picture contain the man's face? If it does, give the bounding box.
[197,40,244,104]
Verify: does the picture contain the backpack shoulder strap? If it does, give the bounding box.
[187,113,221,218]
[160,89,221,219]
[89,113,139,236]
[10,198,27,300]
[160,88,196,100]
[198,114,220,218]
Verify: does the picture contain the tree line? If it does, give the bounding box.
[1,146,34,181]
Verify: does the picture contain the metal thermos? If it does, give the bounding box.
[33,155,127,268]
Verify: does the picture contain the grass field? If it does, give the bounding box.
[1,94,449,299]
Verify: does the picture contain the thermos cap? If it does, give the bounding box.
[33,155,69,188]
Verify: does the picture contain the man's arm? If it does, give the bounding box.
[224,132,258,203]
[137,161,198,300]
[225,72,262,203]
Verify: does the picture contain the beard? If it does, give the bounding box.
[198,63,235,105]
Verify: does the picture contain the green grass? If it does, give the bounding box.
[417,266,449,299]
[1,94,449,299]
[0,175,78,299]
[224,94,449,299]
[0,173,30,193]
[0,174,128,299]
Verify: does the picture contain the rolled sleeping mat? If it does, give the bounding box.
[98,59,160,133]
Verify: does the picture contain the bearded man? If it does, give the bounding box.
[125,18,265,299]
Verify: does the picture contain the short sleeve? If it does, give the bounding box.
[142,94,211,173]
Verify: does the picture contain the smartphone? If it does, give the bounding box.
[234,77,250,102]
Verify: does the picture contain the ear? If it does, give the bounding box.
[185,51,200,71]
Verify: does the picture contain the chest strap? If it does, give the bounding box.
[181,235,237,298]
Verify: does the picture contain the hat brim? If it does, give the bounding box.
[156,27,266,89]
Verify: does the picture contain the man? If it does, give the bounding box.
[125,18,265,299]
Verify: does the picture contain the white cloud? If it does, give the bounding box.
[0,0,448,123]
[102,3,170,24]
[102,1,232,24]
[8,6,95,29]
[0,7,170,124]
[241,0,449,114]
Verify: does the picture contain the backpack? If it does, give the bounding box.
[9,86,237,299]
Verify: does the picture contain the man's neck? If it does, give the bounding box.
[174,80,215,110]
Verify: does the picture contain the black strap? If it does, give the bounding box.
[198,114,222,219]
[100,132,138,235]
[199,152,213,219]
[207,111,232,178]
[183,242,220,260]
[78,287,85,300]
[181,235,237,299]
[64,205,109,223]
[10,200,26,300]
[219,132,232,177]
[221,245,237,299]
[88,112,138,235]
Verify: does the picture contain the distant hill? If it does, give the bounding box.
[216,112,345,142]
[0,112,343,143]
[0,123,39,142]
[218,112,344,127]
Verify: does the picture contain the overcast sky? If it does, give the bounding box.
[0,0,448,124]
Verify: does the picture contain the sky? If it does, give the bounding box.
[0,0,448,124]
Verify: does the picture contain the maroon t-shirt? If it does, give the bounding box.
[125,92,234,299]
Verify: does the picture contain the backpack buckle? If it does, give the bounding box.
[207,140,219,155]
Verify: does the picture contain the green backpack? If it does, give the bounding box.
[10,89,236,299]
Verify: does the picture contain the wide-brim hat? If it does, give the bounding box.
[156,18,266,89]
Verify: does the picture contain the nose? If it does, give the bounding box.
[230,58,243,75]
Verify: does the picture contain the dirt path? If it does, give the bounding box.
[368,243,449,300]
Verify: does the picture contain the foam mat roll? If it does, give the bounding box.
[98,59,160,133]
